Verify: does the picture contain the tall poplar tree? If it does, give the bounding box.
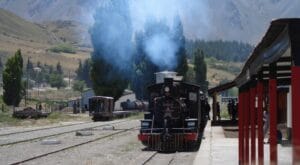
[194,48,208,92]
[90,0,132,100]
[2,49,24,106]
[173,16,188,78]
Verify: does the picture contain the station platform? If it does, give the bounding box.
[193,121,292,165]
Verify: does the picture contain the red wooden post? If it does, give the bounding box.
[257,81,264,165]
[292,66,300,164]
[245,89,250,164]
[212,93,217,121]
[269,78,277,165]
[239,91,244,164]
[250,85,257,165]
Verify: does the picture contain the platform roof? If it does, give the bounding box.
[208,18,300,94]
[208,81,235,96]
[234,18,300,87]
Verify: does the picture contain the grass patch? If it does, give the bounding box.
[47,112,73,121]
[48,43,76,54]
[0,111,90,127]
[0,111,20,125]
[206,57,242,76]
[0,96,9,112]
[220,103,230,119]
[127,112,144,120]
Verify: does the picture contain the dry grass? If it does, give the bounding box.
[0,111,91,127]
[207,67,236,87]
[188,61,238,88]
[0,9,91,74]
[0,34,91,74]
[28,88,81,102]
[0,9,52,43]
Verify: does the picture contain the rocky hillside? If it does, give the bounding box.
[0,0,299,44]
[0,0,100,24]
[206,0,300,44]
[0,9,54,43]
[0,9,90,73]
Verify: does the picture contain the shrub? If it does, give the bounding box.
[48,43,76,54]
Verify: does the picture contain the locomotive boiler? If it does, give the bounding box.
[138,72,207,151]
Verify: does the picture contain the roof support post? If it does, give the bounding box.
[289,21,300,164]
[250,78,257,165]
[212,92,217,122]
[269,62,277,165]
[257,71,264,165]
[244,85,250,164]
[292,66,300,164]
[239,88,245,164]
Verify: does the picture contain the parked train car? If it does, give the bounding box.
[138,77,207,151]
[120,99,148,111]
[89,96,114,121]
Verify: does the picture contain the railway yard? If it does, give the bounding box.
[1,1,299,164]
[0,118,198,165]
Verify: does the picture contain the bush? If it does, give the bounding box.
[0,112,20,124]
[48,43,76,54]
[49,73,66,89]
[72,80,86,93]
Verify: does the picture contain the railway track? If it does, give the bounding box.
[0,120,129,146]
[142,152,176,165]
[0,121,93,137]
[10,126,138,165]
[141,152,158,165]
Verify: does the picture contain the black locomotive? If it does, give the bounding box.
[138,77,207,151]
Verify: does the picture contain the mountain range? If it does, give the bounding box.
[0,0,299,45]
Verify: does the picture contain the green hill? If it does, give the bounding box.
[0,9,54,43]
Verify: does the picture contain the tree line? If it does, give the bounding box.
[1,50,67,106]
[186,40,254,62]
[26,58,66,89]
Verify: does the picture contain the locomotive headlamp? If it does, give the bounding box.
[141,120,151,128]
[164,86,170,92]
[141,122,149,127]
[185,119,197,128]
[187,121,196,127]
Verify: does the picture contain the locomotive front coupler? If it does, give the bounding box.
[161,118,174,142]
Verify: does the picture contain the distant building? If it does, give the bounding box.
[33,67,42,73]
[67,88,95,109]
[81,88,95,109]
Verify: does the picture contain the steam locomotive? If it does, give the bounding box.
[138,75,207,151]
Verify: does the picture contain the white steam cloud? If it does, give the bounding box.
[130,0,210,38]
[91,0,210,70]
[144,33,178,69]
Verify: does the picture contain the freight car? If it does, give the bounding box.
[138,77,207,151]
[89,96,114,121]
[120,99,148,111]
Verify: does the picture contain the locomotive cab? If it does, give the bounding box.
[138,76,205,151]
